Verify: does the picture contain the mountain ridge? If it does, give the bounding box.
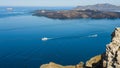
[75,3,120,12]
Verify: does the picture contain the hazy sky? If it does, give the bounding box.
[0,0,120,6]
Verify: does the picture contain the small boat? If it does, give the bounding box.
[6,8,13,11]
[41,37,49,41]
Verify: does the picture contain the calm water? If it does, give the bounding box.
[0,7,120,68]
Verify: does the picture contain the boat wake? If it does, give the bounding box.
[88,34,98,38]
[41,34,98,41]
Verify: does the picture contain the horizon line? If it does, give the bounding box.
[0,3,119,7]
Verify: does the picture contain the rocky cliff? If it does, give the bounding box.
[40,28,120,68]
[103,28,120,68]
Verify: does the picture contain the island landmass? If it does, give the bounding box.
[33,4,120,19]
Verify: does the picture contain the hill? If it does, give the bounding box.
[75,3,120,12]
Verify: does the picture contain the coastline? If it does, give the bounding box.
[33,9,120,19]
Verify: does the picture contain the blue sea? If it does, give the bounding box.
[0,7,120,68]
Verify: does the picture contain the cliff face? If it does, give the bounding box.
[103,28,120,68]
[40,28,120,68]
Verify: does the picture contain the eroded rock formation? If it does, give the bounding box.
[103,28,120,68]
[86,55,102,68]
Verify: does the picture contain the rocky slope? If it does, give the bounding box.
[33,9,120,19]
[40,28,120,68]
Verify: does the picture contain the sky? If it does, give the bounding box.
[0,0,120,7]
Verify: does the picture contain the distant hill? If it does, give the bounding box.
[75,3,120,12]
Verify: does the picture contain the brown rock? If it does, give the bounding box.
[103,28,120,68]
[40,62,75,68]
[76,62,84,68]
[86,55,102,68]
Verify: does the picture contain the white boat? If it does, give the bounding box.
[41,37,49,41]
[6,8,13,11]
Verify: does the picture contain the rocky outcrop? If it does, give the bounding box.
[103,28,120,68]
[33,9,120,19]
[40,28,120,68]
[40,62,75,68]
[86,55,102,68]
[40,62,84,68]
